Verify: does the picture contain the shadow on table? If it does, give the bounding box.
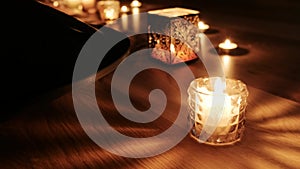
[204,28,219,34]
[209,47,250,56]
[1,0,130,121]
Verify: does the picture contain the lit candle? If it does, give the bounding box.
[97,0,120,21]
[52,1,60,7]
[120,5,129,13]
[187,77,248,145]
[198,21,210,33]
[218,39,238,53]
[130,0,142,8]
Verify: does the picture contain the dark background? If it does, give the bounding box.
[2,0,300,118]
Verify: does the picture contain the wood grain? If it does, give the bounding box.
[1,52,300,168]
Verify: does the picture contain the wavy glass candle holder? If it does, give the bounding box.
[187,77,249,146]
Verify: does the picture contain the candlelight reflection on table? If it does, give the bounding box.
[132,7,140,14]
[188,77,248,145]
[221,55,232,76]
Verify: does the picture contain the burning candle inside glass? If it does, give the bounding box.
[97,0,120,21]
[198,21,210,33]
[187,77,248,145]
[104,8,116,20]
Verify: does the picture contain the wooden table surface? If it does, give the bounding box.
[1,0,300,168]
[1,50,300,168]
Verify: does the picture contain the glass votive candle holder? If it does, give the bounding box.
[148,7,200,64]
[97,0,120,21]
[187,77,249,146]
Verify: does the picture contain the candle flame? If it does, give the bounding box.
[121,5,129,13]
[198,21,204,28]
[130,0,142,7]
[198,21,209,31]
[214,78,226,94]
[224,39,231,45]
[53,1,59,7]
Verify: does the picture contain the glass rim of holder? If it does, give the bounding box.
[187,76,249,146]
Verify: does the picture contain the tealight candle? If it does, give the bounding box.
[130,0,142,8]
[120,5,129,13]
[198,21,210,33]
[187,77,248,145]
[52,1,60,7]
[218,39,238,53]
